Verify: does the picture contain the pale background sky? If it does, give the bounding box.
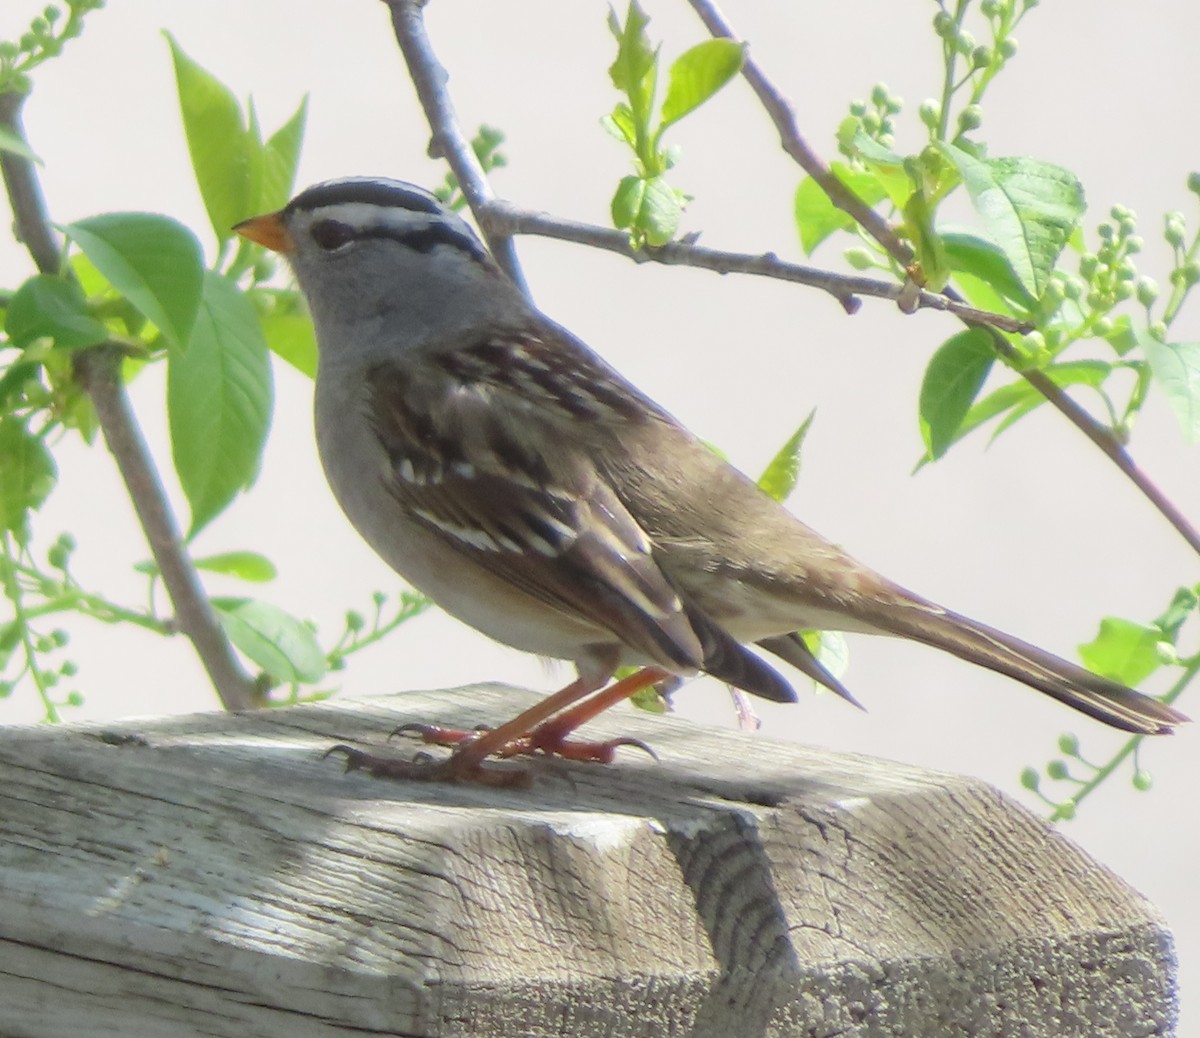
[2,0,1198,1029]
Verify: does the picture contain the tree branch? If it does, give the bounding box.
[384,0,528,295]
[0,89,259,711]
[484,200,1030,332]
[0,92,64,275]
[74,349,259,710]
[683,0,912,264]
[684,0,1200,556]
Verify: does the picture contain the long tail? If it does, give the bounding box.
[870,595,1186,735]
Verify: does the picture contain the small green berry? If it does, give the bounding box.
[1057,733,1080,756]
[1019,766,1040,791]
[998,38,1018,59]
[1132,769,1153,792]
[932,11,955,37]
[844,247,875,271]
[1187,171,1200,195]
[1136,277,1159,306]
[957,105,983,131]
[1047,759,1070,781]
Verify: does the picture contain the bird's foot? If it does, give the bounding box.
[322,743,532,789]
[393,719,657,764]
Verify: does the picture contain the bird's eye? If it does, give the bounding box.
[310,219,356,251]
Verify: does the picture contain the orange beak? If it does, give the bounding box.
[233,211,294,253]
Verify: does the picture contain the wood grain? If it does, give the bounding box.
[0,685,1176,1037]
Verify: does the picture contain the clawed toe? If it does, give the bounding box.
[321,742,532,788]
[388,722,484,748]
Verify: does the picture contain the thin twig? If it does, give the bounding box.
[683,0,911,264]
[485,200,1030,332]
[0,89,259,711]
[73,348,259,711]
[0,93,63,275]
[684,0,1200,556]
[384,0,528,295]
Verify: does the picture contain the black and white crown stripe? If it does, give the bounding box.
[285,177,488,262]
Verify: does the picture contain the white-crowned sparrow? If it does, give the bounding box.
[235,177,1185,783]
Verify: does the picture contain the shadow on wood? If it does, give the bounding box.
[0,685,1177,1037]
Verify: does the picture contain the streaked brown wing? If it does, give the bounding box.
[365,347,705,673]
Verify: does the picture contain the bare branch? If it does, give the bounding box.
[0,90,260,711]
[683,0,911,263]
[484,200,1031,332]
[685,0,1200,556]
[73,348,259,711]
[0,92,64,275]
[384,0,528,295]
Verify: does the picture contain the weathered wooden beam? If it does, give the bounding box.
[0,685,1177,1037]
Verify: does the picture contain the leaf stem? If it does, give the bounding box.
[0,531,60,721]
[1050,656,1200,821]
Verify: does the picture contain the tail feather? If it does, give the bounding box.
[873,597,1187,735]
[685,604,798,704]
[758,632,865,710]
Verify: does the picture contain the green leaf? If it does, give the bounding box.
[166,33,260,245]
[62,212,204,351]
[137,550,277,583]
[659,39,744,129]
[5,275,108,350]
[915,360,1111,467]
[757,408,816,502]
[611,174,646,230]
[843,128,912,207]
[1154,586,1197,643]
[607,1,657,130]
[794,164,887,255]
[168,271,273,535]
[0,125,41,164]
[941,230,1036,312]
[972,362,1109,430]
[939,145,1084,297]
[918,329,994,460]
[1078,617,1163,686]
[211,597,326,683]
[1143,338,1200,443]
[638,176,683,245]
[260,95,308,213]
[601,105,638,147]
[803,629,849,684]
[0,418,57,531]
[259,309,317,378]
[195,551,277,582]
